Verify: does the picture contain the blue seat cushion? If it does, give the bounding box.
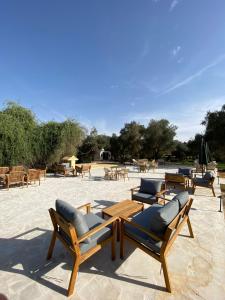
[193,177,209,186]
[56,199,91,243]
[139,179,162,195]
[125,208,163,253]
[80,213,112,254]
[172,191,189,210]
[132,192,157,205]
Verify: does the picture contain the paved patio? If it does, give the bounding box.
[0,167,225,300]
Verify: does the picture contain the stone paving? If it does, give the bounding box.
[0,167,225,300]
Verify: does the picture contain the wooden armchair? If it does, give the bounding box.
[165,173,189,190]
[131,178,167,205]
[0,167,9,184]
[120,192,194,292]
[5,171,27,189]
[9,165,25,172]
[192,171,216,196]
[54,164,74,176]
[75,164,91,177]
[104,168,115,180]
[47,200,118,296]
[26,169,41,185]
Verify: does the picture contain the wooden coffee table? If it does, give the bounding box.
[102,200,144,240]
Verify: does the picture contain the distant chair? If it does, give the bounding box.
[75,164,91,177]
[118,168,129,181]
[206,161,217,172]
[192,171,216,196]
[104,168,115,180]
[47,200,117,296]
[165,173,189,190]
[26,169,41,186]
[5,172,27,190]
[148,159,158,172]
[0,167,9,185]
[54,164,74,176]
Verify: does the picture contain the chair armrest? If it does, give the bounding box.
[156,189,168,197]
[130,186,140,192]
[120,216,163,242]
[78,216,118,243]
[77,203,91,214]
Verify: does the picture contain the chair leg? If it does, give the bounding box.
[161,257,171,293]
[111,221,116,260]
[47,231,56,260]
[120,222,124,259]
[187,217,194,238]
[67,258,79,297]
[212,186,216,197]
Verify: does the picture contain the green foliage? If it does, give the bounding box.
[203,105,225,161]
[143,119,177,159]
[0,102,85,166]
[171,141,189,161]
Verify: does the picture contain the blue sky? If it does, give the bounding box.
[1,0,225,141]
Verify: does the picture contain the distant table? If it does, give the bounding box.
[102,200,144,240]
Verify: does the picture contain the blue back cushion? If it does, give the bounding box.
[203,171,214,180]
[147,199,179,235]
[178,168,192,176]
[172,191,189,210]
[139,179,162,195]
[56,199,91,243]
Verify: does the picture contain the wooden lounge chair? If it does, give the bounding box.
[75,164,91,177]
[47,200,117,296]
[131,178,167,205]
[54,164,74,176]
[165,173,189,190]
[192,171,216,196]
[26,169,41,185]
[120,191,194,292]
[5,171,27,189]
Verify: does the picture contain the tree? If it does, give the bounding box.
[186,134,202,158]
[143,119,177,159]
[172,141,189,161]
[119,121,145,161]
[202,105,225,161]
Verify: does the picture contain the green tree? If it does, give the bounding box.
[172,141,189,160]
[202,105,225,161]
[119,121,144,161]
[143,119,177,159]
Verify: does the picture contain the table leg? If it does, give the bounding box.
[117,219,120,242]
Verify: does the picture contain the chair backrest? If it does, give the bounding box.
[49,208,79,254]
[82,164,91,171]
[160,197,193,254]
[6,171,24,183]
[165,173,185,184]
[28,169,40,180]
[10,165,25,172]
[0,167,9,175]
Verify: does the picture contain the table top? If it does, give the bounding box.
[102,199,143,218]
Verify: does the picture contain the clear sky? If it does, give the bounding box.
[1,0,225,141]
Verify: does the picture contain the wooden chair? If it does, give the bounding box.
[26,169,41,185]
[75,164,91,177]
[47,201,118,296]
[131,179,167,205]
[192,172,216,197]
[165,173,189,190]
[54,164,74,176]
[5,171,27,190]
[104,168,115,180]
[0,167,9,184]
[120,194,194,292]
[118,168,129,181]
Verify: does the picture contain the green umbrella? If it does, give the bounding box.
[199,137,211,176]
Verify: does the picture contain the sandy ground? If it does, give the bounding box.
[0,166,225,300]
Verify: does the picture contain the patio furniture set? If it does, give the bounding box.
[0,165,45,190]
[104,166,129,181]
[53,164,91,178]
[47,177,194,297]
[133,159,158,173]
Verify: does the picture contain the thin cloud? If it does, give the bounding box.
[169,0,179,12]
[160,53,225,95]
[171,46,181,57]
